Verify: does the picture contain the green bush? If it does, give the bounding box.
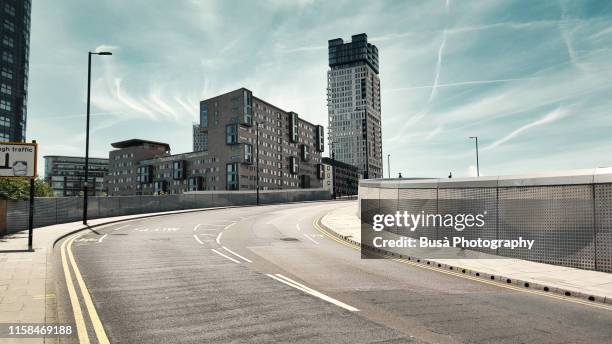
[0,178,54,201]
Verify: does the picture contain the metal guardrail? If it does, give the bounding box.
[359,169,612,273]
[3,189,331,234]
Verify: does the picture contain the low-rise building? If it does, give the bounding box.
[322,157,360,197]
[108,87,326,195]
[44,156,109,196]
[105,139,170,196]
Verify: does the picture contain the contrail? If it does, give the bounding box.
[383,76,545,92]
[485,107,566,150]
[429,30,447,104]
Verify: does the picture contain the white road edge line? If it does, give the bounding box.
[211,249,241,264]
[267,274,359,312]
[113,225,130,231]
[98,234,108,243]
[296,224,301,231]
[193,234,205,245]
[216,232,223,245]
[303,233,319,245]
[222,246,252,263]
[193,224,202,231]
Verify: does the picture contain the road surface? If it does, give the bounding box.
[54,201,612,343]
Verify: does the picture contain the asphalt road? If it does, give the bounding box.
[54,201,612,344]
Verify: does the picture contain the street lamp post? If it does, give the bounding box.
[387,154,391,179]
[83,51,112,225]
[255,121,260,205]
[469,136,480,177]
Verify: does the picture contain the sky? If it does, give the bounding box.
[28,0,612,178]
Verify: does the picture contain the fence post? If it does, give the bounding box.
[0,199,7,236]
[592,183,598,271]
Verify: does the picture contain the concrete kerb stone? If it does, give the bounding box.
[316,214,610,307]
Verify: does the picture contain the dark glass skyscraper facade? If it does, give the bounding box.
[0,0,31,142]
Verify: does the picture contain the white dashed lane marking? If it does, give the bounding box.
[303,234,319,245]
[222,246,252,263]
[193,235,205,245]
[211,249,241,264]
[266,274,358,312]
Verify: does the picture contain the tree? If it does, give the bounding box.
[0,178,54,201]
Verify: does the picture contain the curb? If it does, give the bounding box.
[316,215,611,306]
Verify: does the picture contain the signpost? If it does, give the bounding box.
[0,141,37,251]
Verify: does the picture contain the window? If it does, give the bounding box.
[226,124,237,145]
[226,163,238,190]
[200,103,208,128]
[2,52,13,63]
[172,160,185,180]
[244,144,253,164]
[154,181,167,195]
[301,145,310,161]
[289,112,298,143]
[187,176,203,191]
[317,164,325,180]
[316,125,324,152]
[0,99,10,111]
[4,4,15,16]
[1,84,11,95]
[3,20,13,32]
[1,67,12,79]
[2,36,13,48]
[243,89,252,126]
[137,165,152,183]
[289,156,299,174]
[0,116,9,127]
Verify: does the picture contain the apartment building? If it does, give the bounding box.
[108,88,325,195]
[0,0,31,142]
[327,33,383,178]
[321,157,360,197]
[44,155,108,196]
[106,139,170,196]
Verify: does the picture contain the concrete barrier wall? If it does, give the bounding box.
[359,168,612,273]
[4,189,330,234]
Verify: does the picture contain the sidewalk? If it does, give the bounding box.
[321,201,612,304]
[0,206,238,343]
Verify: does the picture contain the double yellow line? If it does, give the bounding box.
[312,216,612,312]
[60,231,110,344]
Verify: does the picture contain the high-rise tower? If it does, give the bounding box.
[327,33,382,179]
[0,0,31,142]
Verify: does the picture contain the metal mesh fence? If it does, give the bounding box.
[5,189,330,234]
[359,182,612,273]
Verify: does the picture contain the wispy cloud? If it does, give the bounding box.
[484,107,567,150]
[27,0,612,178]
[94,44,119,53]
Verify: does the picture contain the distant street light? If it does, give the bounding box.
[469,136,480,177]
[256,121,260,205]
[331,141,336,199]
[83,51,112,225]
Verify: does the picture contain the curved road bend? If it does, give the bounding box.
[54,201,612,344]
